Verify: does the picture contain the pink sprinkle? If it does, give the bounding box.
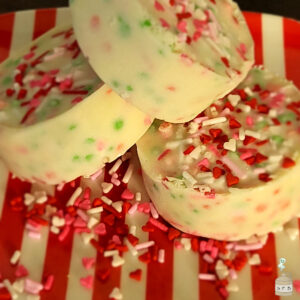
[144,116,152,126]
[58,226,70,242]
[229,269,237,280]
[233,132,239,140]
[177,20,187,33]
[293,280,300,293]
[225,243,235,250]
[236,43,247,60]
[78,199,91,210]
[205,239,214,252]
[112,235,121,245]
[219,287,229,298]
[198,273,216,281]
[158,249,165,263]
[74,217,87,228]
[77,209,89,222]
[246,116,254,127]
[29,98,41,108]
[28,230,41,240]
[135,241,155,251]
[128,203,138,215]
[149,217,168,232]
[59,78,73,91]
[174,240,183,249]
[138,203,151,214]
[44,275,54,291]
[199,240,207,253]
[41,74,52,86]
[207,144,221,158]
[65,214,75,226]
[254,168,266,175]
[160,18,170,28]
[90,168,103,181]
[26,221,41,231]
[24,279,43,295]
[154,1,164,11]
[180,54,194,66]
[234,242,263,251]
[80,275,94,290]
[240,151,253,160]
[270,93,285,107]
[111,177,121,186]
[15,264,29,278]
[74,228,91,234]
[198,158,210,168]
[94,223,106,236]
[74,196,82,207]
[210,246,219,259]
[121,189,134,200]
[203,254,214,264]
[221,156,246,179]
[150,203,159,219]
[24,51,35,60]
[90,15,100,29]
[82,257,96,270]
[97,140,105,151]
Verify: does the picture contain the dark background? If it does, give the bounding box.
[0,0,300,20]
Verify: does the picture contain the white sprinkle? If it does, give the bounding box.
[10,250,21,265]
[36,195,47,204]
[203,254,214,264]
[248,253,261,266]
[253,168,266,175]
[182,171,197,185]
[150,203,159,219]
[12,279,24,293]
[216,267,229,280]
[128,203,138,215]
[112,201,123,213]
[227,281,239,292]
[223,139,236,152]
[101,182,113,194]
[181,238,191,251]
[101,196,112,206]
[229,269,238,280]
[166,140,182,149]
[244,87,254,96]
[284,220,299,241]
[135,241,155,251]
[67,187,82,206]
[52,216,65,228]
[245,130,262,140]
[216,260,227,271]
[3,280,18,300]
[81,232,95,245]
[87,217,99,229]
[28,231,41,240]
[111,177,121,186]
[112,255,125,268]
[50,226,60,235]
[234,242,263,251]
[198,273,216,281]
[104,250,119,258]
[239,128,245,141]
[228,94,241,106]
[238,103,251,113]
[109,159,122,175]
[87,207,103,215]
[189,145,202,160]
[24,193,35,206]
[269,155,283,162]
[202,117,227,127]
[269,109,277,118]
[124,239,138,256]
[158,249,165,264]
[135,192,142,202]
[129,225,136,235]
[57,183,65,191]
[109,287,123,300]
[122,164,134,183]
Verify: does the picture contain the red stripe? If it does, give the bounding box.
[0,175,32,281]
[0,12,15,62]
[283,17,300,88]
[33,8,57,40]
[199,254,222,300]
[244,12,263,65]
[40,179,80,300]
[146,230,174,300]
[251,234,279,300]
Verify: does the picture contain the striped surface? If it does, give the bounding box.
[0,8,300,300]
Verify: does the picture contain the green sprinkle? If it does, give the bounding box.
[139,72,150,79]
[126,85,133,91]
[193,209,199,214]
[158,49,165,56]
[112,80,120,88]
[11,100,20,107]
[108,146,114,151]
[85,138,95,144]
[272,220,281,227]
[271,135,284,145]
[72,57,85,67]
[255,120,268,130]
[73,155,80,162]
[85,84,94,94]
[2,76,12,85]
[140,19,152,27]
[118,16,131,37]
[151,146,162,156]
[69,124,77,131]
[170,193,176,199]
[85,154,94,161]
[278,112,296,123]
[49,98,61,107]
[153,183,159,191]
[114,119,124,130]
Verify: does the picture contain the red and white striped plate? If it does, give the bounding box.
[1,7,300,300]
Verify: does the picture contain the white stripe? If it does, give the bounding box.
[228,264,252,300]
[56,7,72,27]
[66,176,103,300]
[173,249,198,300]
[120,151,148,300]
[10,10,35,54]
[0,160,9,220]
[17,184,54,300]
[262,14,285,76]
